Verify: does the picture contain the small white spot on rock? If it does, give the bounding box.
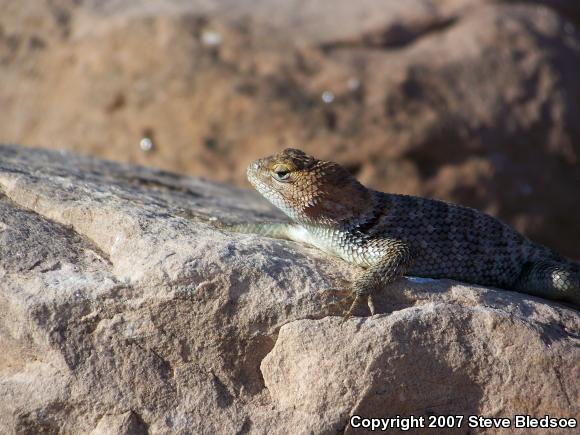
[139,137,154,152]
[321,90,335,104]
[202,31,222,47]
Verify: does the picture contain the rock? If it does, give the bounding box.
[1,0,580,259]
[91,411,147,435]
[263,304,580,434]
[0,144,578,434]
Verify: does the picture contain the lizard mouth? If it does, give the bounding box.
[246,160,261,187]
[248,161,260,172]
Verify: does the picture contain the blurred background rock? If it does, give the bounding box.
[1,0,579,258]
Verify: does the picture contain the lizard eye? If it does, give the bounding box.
[272,165,291,181]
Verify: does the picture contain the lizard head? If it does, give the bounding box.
[247,148,373,226]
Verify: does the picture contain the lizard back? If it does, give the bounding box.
[368,192,563,288]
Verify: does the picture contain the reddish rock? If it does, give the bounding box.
[0,0,579,258]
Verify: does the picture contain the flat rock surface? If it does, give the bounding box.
[1,0,580,258]
[0,145,578,434]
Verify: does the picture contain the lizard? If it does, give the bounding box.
[218,148,580,319]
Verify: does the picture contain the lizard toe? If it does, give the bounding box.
[341,293,362,322]
[367,295,376,316]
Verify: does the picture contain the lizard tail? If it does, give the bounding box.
[513,261,580,307]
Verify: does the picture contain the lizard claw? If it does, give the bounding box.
[341,293,362,324]
[320,287,352,315]
[321,286,376,322]
[367,295,376,316]
[321,287,352,299]
[340,293,376,324]
[188,214,230,230]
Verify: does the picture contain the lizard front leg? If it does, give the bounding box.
[217,221,295,240]
[214,220,319,247]
[343,239,415,321]
[189,214,299,240]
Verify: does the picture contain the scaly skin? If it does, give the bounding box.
[224,148,580,318]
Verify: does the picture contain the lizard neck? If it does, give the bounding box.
[296,181,378,229]
[300,212,379,267]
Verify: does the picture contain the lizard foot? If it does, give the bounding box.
[322,279,380,321]
[187,213,230,229]
[320,287,352,315]
[340,293,376,324]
